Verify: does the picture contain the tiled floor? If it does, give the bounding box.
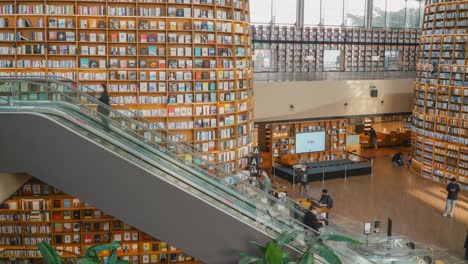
[273,146,468,260]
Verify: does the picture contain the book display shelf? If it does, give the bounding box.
[411,0,468,190]
[258,119,347,166]
[0,0,254,173]
[0,179,200,264]
[251,25,421,73]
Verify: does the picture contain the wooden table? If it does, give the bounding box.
[295,198,331,214]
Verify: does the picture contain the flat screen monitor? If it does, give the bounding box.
[295,132,326,154]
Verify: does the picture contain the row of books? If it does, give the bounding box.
[3,6,248,21]
[252,25,421,44]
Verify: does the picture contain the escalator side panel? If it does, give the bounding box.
[0,173,31,204]
[0,113,271,263]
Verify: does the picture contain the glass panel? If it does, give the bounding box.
[405,0,421,28]
[419,1,424,27]
[344,0,366,27]
[323,50,341,71]
[372,0,386,28]
[304,0,321,26]
[322,0,344,26]
[251,0,272,23]
[386,0,406,28]
[253,46,277,72]
[273,0,297,24]
[384,50,400,70]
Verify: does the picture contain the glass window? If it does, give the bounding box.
[344,0,366,27]
[273,0,297,24]
[324,50,341,71]
[251,0,272,23]
[372,0,386,28]
[384,50,401,71]
[322,0,344,26]
[419,1,425,26]
[304,0,321,26]
[386,0,406,28]
[405,1,421,28]
[253,49,276,72]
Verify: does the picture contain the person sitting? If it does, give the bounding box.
[392,152,404,166]
[303,205,322,233]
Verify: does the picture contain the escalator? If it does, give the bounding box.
[0,78,326,263]
[0,77,432,264]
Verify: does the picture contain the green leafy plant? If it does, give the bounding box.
[239,231,361,264]
[38,241,130,264]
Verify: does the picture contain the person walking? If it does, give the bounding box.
[442,177,460,218]
[259,170,272,195]
[97,85,111,131]
[369,127,378,149]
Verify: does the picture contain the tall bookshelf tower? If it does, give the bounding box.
[412,0,468,190]
[0,0,254,173]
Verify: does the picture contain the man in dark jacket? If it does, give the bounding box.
[442,177,460,218]
[318,189,333,224]
[97,85,111,131]
[318,189,333,209]
[303,205,322,233]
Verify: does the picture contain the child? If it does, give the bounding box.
[392,152,403,166]
[406,154,412,168]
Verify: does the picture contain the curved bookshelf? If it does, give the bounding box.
[412,0,468,190]
[0,0,254,173]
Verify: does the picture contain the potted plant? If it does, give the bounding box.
[239,231,361,264]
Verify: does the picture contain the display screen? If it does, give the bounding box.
[295,132,326,154]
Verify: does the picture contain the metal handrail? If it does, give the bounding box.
[0,76,310,220]
[0,78,327,247]
[344,150,373,162]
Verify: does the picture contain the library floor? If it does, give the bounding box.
[273,146,468,261]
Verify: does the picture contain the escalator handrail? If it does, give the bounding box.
[2,78,383,259]
[3,108,318,254]
[0,77,308,221]
[0,76,244,172]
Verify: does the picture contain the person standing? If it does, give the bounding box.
[97,85,111,131]
[318,189,333,224]
[369,127,378,149]
[443,177,460,218]
[406,153,412,168]
[299,166,308,195]
[303,205,322,233]
[259,170,272,195]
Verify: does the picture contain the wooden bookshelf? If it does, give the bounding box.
[251,25,420,73]
[257,119,347,168]
[411,0,468,190]
[0,0,254,173]
[0,179,201,264]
